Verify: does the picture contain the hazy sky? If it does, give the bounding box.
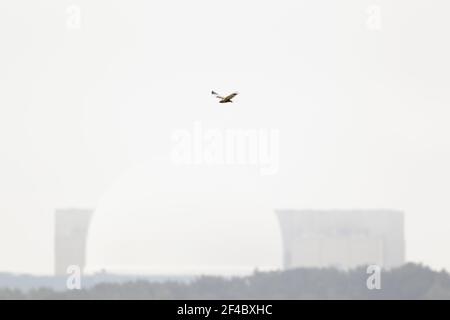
[1,0,450,274]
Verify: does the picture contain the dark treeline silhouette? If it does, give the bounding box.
[1,263,450,299]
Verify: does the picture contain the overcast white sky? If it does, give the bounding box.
[1,0,450,274]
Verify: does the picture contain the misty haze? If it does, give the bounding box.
[1,0,450,300]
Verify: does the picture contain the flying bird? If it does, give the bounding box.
[211,91,238,103]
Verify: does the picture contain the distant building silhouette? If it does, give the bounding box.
[276,210,405,270]
[54,209,93,276]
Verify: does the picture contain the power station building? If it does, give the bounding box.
[276,210,405,270]
[54,209,93,276]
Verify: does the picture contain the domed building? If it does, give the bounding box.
[85,158,282,275]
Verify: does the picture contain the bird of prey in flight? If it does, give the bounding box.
[211,91,238,103]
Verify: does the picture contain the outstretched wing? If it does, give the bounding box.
[222,92,238,102]
[211,90,224,99]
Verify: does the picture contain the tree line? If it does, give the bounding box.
[1,263,450,299]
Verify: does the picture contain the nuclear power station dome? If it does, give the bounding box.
[85,159,282,275]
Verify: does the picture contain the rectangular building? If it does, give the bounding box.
[276,210,405,270]
[54,209,93,276]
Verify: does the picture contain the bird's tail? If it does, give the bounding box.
[211,90,218,95]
